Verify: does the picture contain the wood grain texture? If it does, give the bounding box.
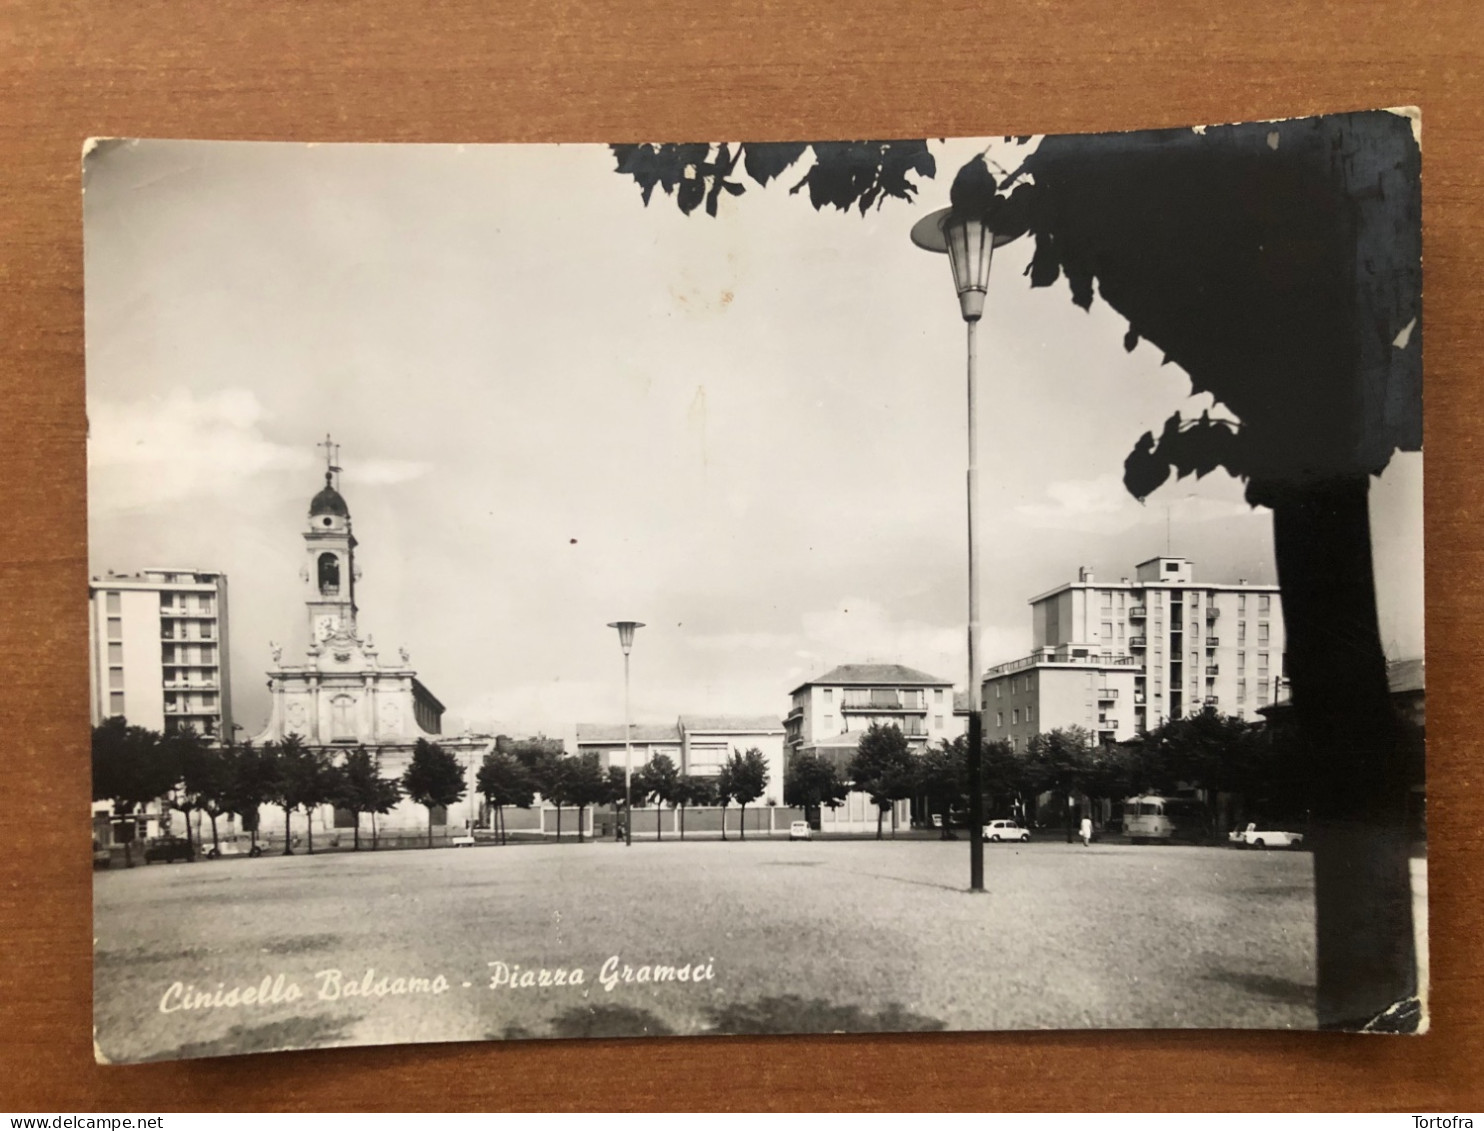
[2,0,1480,1111]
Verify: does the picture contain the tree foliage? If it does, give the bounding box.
[400,738,466,847]
[723,748,770,841]
[476,750,535,845]
[848,723,916,840]
[611,140,937,217]
[335,746,403,850]
[784,751,848,813]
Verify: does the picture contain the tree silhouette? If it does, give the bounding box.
[335,746,403,850]
[612,112,1423,1027]
[784,750,848,827]
[725,748,769,841]
[642,753,680,841]
[848,724,916,840]
[476,750,535,845]
[401,738,467,848]
[92,717,176,868]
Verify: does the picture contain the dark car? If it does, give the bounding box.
[143,835,195,864]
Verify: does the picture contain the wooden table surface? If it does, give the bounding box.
[2,0,1481,1112]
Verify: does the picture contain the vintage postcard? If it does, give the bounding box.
[85,111,1425,1062]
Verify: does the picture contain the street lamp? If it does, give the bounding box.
[910,206,1018,893]
[607,620,645,847]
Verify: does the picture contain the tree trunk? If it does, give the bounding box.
[739,802,746,840]
[876,804,885,840]
[427,808,434,848]
[1268,475,1417,1030]
[353,813,360,851]
[555,804,562,842]
[306,809,315,855]
[720,805,728,841]
[679,803,686,841]
[283,806,293,855]
[657,803,662,841]
[208,812,220,854]
[578,805,586,843]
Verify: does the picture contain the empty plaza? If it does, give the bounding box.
[92,837,1326,1062]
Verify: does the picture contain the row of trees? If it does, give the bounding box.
[782,712,1340,842]
[474,743,773,843]
[92,718,468,863]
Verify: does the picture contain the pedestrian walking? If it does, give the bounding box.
[1079,816,1093,847]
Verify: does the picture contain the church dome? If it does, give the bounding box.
[310,473,350,518]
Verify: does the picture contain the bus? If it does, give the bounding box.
[1122,795,1215,844]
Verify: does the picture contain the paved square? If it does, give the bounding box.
[93,838,1317,1061]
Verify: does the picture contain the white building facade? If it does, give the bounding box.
[984,556,1286,747]
[88,568,233,739]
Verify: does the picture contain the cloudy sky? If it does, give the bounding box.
[83,137,1425,741]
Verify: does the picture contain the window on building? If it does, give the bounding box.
[1101,591,1113,608]
[1154,621,1164,635]
[1154,678,1163,693]
[1010,736,1019,752]
[823,688,833,703]
[105,591,121,614]
[1152,591,1162,606]
[107,642,122,664]
[1101,621,1112,640]
[1118,623,1125,639]
[1026,705,1034,722]
[106,617,122,641]
[934,715,944,729]
[934,688,944,704]
[1237,651,1246,669]
[1237,679,1247,702]
[108,668,123,690]
[317,552,341,596]
[1259,594,1271,613]
[1012,708,1019,724]
[995,684,1001,699]
[1258,623,1270,645]
[823,713,834,732]
[1238,593,1247,612]
[1258,680,1269,705]
[1238,623,1247,645]
[1258,652,1270,674]
[996,711,1003,727]
[331,694,356,740]
[108,691,125,716]
[203,693,216,708]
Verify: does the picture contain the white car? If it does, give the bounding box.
[1228,822,1305,850]
[788,821,812,841]
[450,833,477,848]
[983,819,1030,843]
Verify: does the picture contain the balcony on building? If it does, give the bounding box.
[1097,688,1118,701]
[1206,606,1220,620]
[1204,695,1220,706]
[1129,636,1147,648]
[1205,664,1221,676]
[841,689,928,713]
[1205,636,1220,647]
[1128,605,1147,619]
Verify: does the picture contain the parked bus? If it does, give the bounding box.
[1122,795,1215,844]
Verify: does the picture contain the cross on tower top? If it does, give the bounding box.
[317,433,342,487]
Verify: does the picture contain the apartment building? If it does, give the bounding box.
[575,716,786,803]
[983,556,1284,747]
[783,663,960,766]
[88,568,233,739]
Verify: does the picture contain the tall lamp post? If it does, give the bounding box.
[910,206,1016,893]
[607,620,645,846]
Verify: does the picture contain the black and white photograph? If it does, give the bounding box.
[85,111,1426,1064]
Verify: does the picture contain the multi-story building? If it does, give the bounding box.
[88,568,233,739]
[575,715,786,804]
[983,556,1285,748]
[783,663,961,767]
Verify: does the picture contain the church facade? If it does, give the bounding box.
[250,444,492,843]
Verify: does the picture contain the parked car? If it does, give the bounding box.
[983,819,1030,843]
[143,835,195,864]
[450,833,477,847]
[92,838,111,869]
[1228,822,1306,850]
[788,820,812,841]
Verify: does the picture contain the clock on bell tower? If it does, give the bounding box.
[304,434,358,645]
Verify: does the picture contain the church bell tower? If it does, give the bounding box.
[303,434,358,647]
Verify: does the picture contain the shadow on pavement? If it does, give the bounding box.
[707,994,946,1034]
[1202,969,1315,1008]
[140,1013,361,1062]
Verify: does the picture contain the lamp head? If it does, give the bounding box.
[607,620,645,654]
[909,206,1018,323]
